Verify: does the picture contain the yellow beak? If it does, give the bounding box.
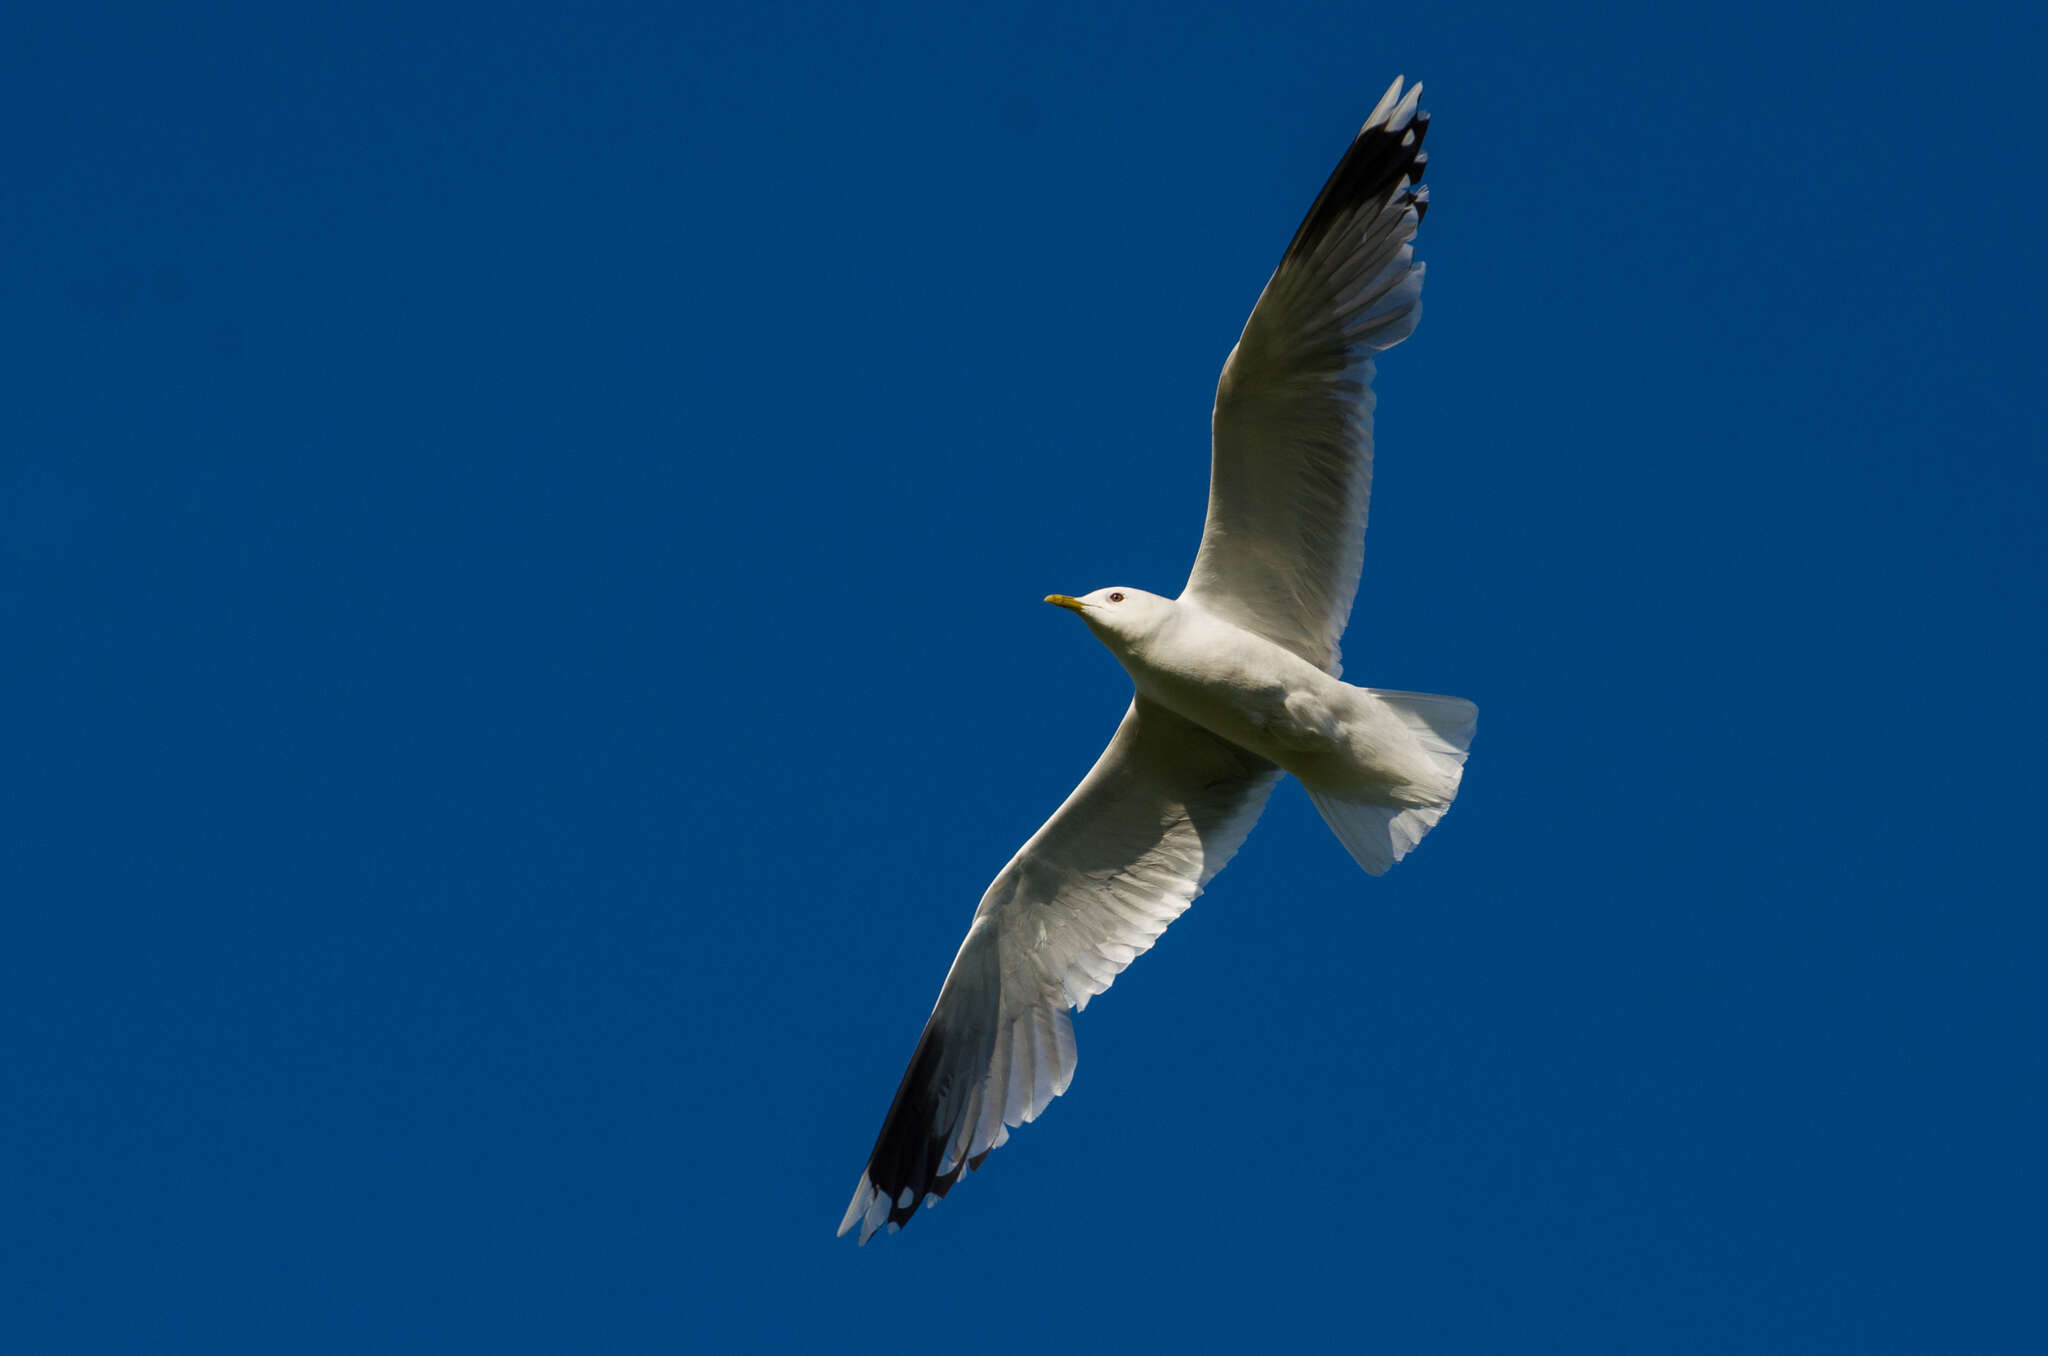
[1044,594,1086,613]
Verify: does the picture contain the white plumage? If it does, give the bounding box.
[839,77,1471,1244]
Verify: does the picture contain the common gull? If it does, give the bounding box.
[839,76,1471,1243]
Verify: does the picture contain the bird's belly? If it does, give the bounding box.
[1163,674,1339,758]
[1126,636,1347,762]
[1126,629,1446,801]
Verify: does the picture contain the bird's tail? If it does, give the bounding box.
[1306,689,1475,876]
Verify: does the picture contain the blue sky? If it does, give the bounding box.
[5,1,2043,1350]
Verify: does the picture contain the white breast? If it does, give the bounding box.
[1115,605,1343,761]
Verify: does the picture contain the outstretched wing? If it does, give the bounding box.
[838,699,1278,1243]
[1183,76,1431,675]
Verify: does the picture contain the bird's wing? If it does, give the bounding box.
[838,698,1278,1243]
[1182,76,1431,675]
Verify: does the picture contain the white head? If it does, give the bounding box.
[1044,586,1176,650]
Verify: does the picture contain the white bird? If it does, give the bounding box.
[839,76,1471,1244]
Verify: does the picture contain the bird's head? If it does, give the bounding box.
[1044,587,1174,649]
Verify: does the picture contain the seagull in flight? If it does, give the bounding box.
[839,76,1472,1244]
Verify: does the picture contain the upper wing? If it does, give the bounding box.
[1182,77,1431,675]
[837,699,1279,1243]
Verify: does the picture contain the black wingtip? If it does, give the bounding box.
[857,1020,955,1235]
[1276,85,1430,271]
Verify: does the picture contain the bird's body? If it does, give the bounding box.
[1078,590,1463,810]
[838,76,1472,1243]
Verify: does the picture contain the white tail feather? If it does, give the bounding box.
[1308,689,1474,875]
[1370,688,1476,758]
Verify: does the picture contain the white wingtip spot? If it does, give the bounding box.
[1362,76,1404,131]
[837,1176,873,1238]
[1388,81,1424,134]
[861,1185,891,1243]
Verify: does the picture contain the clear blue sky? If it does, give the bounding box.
[5,1,2043,1350]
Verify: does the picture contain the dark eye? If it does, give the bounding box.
[1108,592,1125,603]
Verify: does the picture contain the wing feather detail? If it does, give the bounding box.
[1183,76,1431,674]
[837,699,1277,1242]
